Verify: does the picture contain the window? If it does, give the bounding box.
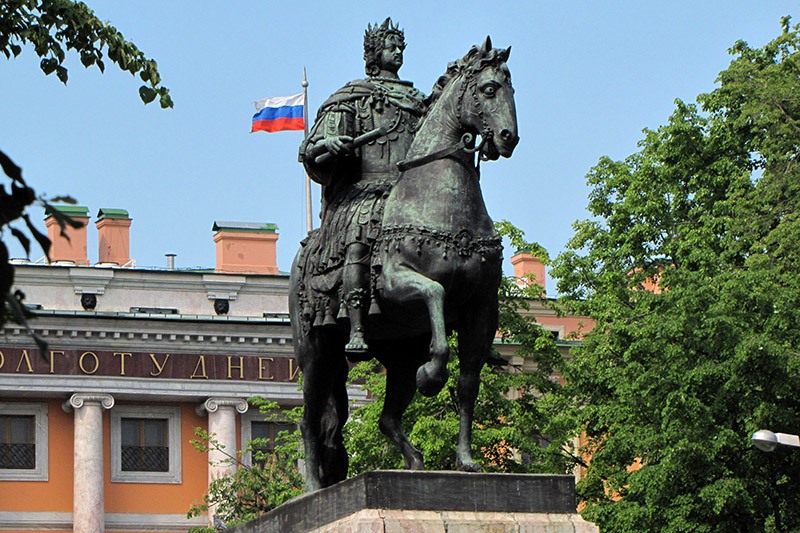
[0,403,48,481]
[121,418,169,472]
[241,410,295,467]
[250,421,295,466]
[0,415,35,469]
[111,406,181,483]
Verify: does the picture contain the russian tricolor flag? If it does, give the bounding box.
[251,93,305,133]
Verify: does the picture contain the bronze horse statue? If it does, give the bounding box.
[290,37,519,491]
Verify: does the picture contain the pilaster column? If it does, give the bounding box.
[198,397,249,477]
[63,393,115,533]
[197,397,248,526]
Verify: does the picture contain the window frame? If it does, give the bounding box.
[0,402,48,481]
[240,410,296,467]
[110,405,181,484]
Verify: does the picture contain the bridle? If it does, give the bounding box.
[396,66,499,174]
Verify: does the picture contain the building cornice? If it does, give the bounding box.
[0,374,310,403]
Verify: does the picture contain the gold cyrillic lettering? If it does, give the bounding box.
[49,350,64,374]
[149,353,170,376]
[191,356,208,379]
[15,350,33,373]
[79,352,99,375]
[258,357,274,380]
[114,352,132,375]
[288,358,300,381]
[227,356,245,379]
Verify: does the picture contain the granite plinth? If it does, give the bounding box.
[229,470,597,533]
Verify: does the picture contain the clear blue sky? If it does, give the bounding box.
[1,1,796,289]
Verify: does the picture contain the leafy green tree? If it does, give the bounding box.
[188,399,304,529]
[1,0,172,107]
[552,17,800,533]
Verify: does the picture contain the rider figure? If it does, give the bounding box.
[300,18,426,354]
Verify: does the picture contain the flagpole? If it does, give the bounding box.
[302,68,313,234]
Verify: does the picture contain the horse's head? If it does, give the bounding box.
[429,36,519,161]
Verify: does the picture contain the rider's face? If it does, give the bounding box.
[380,34,404,74]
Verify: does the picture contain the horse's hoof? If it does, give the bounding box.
[457,461,482,473]
[416,364,448,397]
[408,459,425,470]
[305,480,323,492]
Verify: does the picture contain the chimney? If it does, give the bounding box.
[44,205,90,265]
[510,250,546,291]
[96,208,132,266]
[213,221,279,275]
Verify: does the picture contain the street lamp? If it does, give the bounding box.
[752,429,800,452]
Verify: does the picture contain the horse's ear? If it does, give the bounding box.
[482,36,492,52]
[506,46,512,59]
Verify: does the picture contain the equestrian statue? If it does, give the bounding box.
[290,18,519,491]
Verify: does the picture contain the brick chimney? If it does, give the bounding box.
[96,208,132,266]
[213,221,279,275]
[44,205,90,265]
[510,250,546,290]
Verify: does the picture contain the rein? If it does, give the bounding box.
[396,69,497,175]
[396,132,484,172]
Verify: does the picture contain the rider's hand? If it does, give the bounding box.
[323,135,354,157]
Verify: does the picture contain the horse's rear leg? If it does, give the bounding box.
[299,335,348,491]
[380,362,425,469]
[382,267,449,397]
[455,296,498,471]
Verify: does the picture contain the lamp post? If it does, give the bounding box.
[751,429,800,452]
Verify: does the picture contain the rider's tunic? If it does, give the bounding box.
[298,77,426,310]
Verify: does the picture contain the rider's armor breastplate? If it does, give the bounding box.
[358,100,419,179]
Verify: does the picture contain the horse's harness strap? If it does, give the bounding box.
[396,133,483,173]
[397,66,496,175]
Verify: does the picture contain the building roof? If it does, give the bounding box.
[96,208,130,220]
[212,221,278,234]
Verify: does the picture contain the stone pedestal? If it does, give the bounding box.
[230,471,598,533]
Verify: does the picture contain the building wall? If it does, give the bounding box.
[1,399,74,514]
[103,404,209,515]
[0,261,302,532]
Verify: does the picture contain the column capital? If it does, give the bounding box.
[63,393,115,413]
[196,397,249,416]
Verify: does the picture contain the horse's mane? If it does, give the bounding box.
[425,43,510,109]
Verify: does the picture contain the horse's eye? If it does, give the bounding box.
[482,84,497,97]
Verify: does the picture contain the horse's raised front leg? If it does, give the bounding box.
[380,361,425,469]
[455,292,499,471]
[382,266,449,397]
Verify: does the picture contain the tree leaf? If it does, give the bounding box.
[40,57,57,75]
[5,293,48,353]
[9,226,31,256]
[55,65,68,84]
[138,85,157,104]
[48,195,78,204]
[23,214,52,258]
[0,149,24,183]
